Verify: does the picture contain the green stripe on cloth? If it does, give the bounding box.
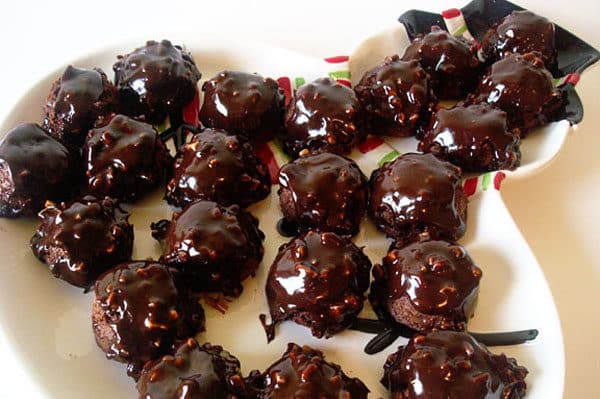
[481,172,492,191]
[328,70,351,80]
[378,150,400,167]
[453,24,467,36]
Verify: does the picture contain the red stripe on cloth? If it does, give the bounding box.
[564,73,580,86]
[336,79,352,88]
[358,136,384,153]
[441,8,461,19]
[182,89,200,126]
[463,177,478,197]
[277,77,292,106]
[324,55,349,63]
[254,142,280,184]
[493,172,506,190]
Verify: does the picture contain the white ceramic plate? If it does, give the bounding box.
[0,36,564,398]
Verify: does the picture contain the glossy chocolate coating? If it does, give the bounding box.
[401,26,481,99]
[418,103,521,172]
[0,123,73,217]
[84,114,171,202]
[166,128,271,208]
[263,230,371,339]
[282,77,365,158]
[137,338,247,399]
[369,153,467,243]
[482,10,557,72]
[44,66,118,146]
[277,152,368,236]
[93,261,205,379]
[354,56,434,137]
[382,331,528,398]
[200,70,285,143]
[113,40,201,124]
[251,343,370,398]
[370,238,482,331]
[159,200,264,297]
[30,196,133,288]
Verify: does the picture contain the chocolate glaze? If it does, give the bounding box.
[354,56,434,137]
[166,128,271,208]
[369,153,467,243]
[277,152,369,236]
[137,338,247,399]
[200,70,285,143]
[401,26,481,100]
[158,200,264,297]
[419,103,521,172]
[281,77,365,158]
[93,261,205,379]
[113,40,201,124]
[0,123,74,217]
[382,330,528,398]
[44,66,118,146]
[30,196,133,288]
[262,230,371,340]
[84,114,171,202]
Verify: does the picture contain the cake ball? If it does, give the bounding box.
[277,152,369,236]
[113,40,201,124]
[30,196,133,288]
[369,153,467,243]
[281,77,365,158]
[93,261,205,379]
[156,200,264,297]
[382,330,528,398]
[165,128,271,208]
[137,338,248,398]
[200,70,285,143]
[370,237,482,332]
[0,123,74,218]
[262,230,371,340]
[418,103,521,172]
[401,26,481,99]
[354,56,434,137]
[84,114,171,202]
[43,66,118,146]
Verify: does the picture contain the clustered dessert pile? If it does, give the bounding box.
[0,9,566,398]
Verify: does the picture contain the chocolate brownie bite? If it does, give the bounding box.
[250,343,370,398]
[200,70,285,143]
[43,66,118,146]
[369,153,467,243]
[382,330,528,398]
[400,26,481,100]
[113,40,201,124]
[156,200,264,297]
[0,123,74,218]
[354,56,434,137]
[281,77,365,158]
[418,103,520,172]
[262,230,371,340]
[93,261,205,379]
[137,338,248,398]
[165,128,271,208]
[84,114,171,202]
[370,237,482,332]
[277,152,369,236]
[30,196,133,288]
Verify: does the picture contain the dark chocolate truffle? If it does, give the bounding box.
[200,70,285,143]
[113,40,201,124]
[158,200,264,297]
[263,230,371,340]
[93,261,205,379]
[401,26,481,99]
[277,152,369,236]
[137,338,247,399]
[84,114,171,202]
[0,123,74,217]
[354,55,434,137]
[281,77,365,158]
[30,196,133,288]
[418,103,521,172]
[369,153,467,243]
[165,128,271,208]
[43,66,118,146]
[250,343,370,398]
[382,330,528,398]
[370,237,482,332]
